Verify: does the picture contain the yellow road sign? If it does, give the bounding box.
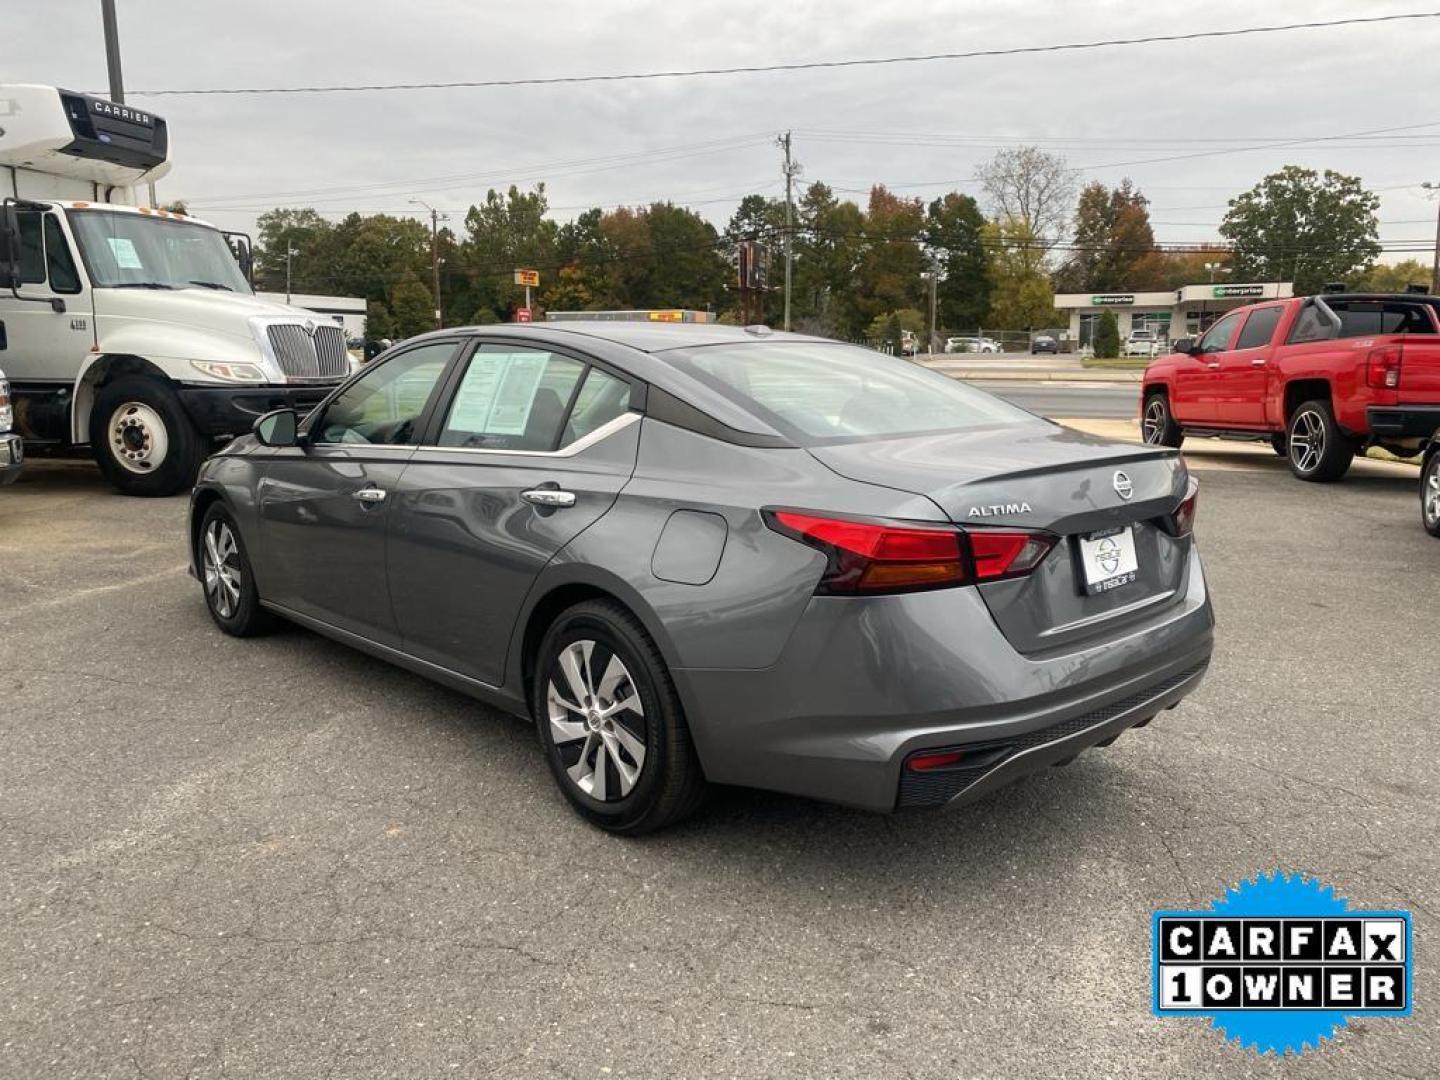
[513,269,540,287]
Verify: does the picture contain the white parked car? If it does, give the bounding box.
[1124,330,1164,357]
[944,336,1000,354]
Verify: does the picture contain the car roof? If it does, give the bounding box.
[403,321,834,353]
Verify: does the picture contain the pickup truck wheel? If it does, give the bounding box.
[90,375,205,497]
[1286,400,1354,482]
[1422,452,1440,537]
[1141,394,1183,448]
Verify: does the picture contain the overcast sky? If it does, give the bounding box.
[7,0,1439,261]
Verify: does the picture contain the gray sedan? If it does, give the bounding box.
[189,323,1213,833]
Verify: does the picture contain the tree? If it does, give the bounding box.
[1219,166,1381,295]
[974,146,1076,248]
[984,219,1055,330]
[1351,258,1433,293]
[254,208,333,292]
[461,185,560,321]
[642,202,729,311]
[388,271,435,339]
[793,183,865,335]
[852,186,927,332]
[923,192,989,330]
[1092,310,1120,359]
[865,308,926,342]
[1055,179,1155,292]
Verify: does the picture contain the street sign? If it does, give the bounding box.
[514,269,540,288]
[514,307,533,323]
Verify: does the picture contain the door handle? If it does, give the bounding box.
[1206,362,1221,370]
[353,487,387,504]
[522,488,576,508]
[1251,357,1267,367]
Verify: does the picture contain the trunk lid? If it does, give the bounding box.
[807,419,1193,654]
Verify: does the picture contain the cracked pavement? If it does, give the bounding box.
[1,456,1436,1078]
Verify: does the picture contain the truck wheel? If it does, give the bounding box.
[90,375,206,497]
[1286,399,1355,482]
[1422,450,1440,538]
[1141,393,1183,448]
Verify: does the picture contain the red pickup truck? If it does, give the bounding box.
[1141,292,1440,481]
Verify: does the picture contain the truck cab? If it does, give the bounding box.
[1,85,348,495]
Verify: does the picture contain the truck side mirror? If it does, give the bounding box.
[1172,338,1195,355]
[253,408,298,447]
[0,202,19,290]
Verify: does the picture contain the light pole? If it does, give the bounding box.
[285,246,297,304]
[410,199,447,328]
[1422,182,1440,295]
[1201,261,1229,332]
[921,266,939,354]
[776,132,801,331]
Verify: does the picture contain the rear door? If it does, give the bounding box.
[256,339,460,644]
[1215,304,1283,427]
[387,342,642,685]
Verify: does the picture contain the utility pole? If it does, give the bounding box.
[285,246,297,304]
[410,199,447,328]
[1425,182,1440,294]
[776,132,800,332]
[101,0,124,102]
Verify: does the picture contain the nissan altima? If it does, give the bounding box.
[189,323,1213,833]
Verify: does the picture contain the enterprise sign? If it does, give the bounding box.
[1214,284,1266,299]
[90,99,154,127]
[1090,294,1134,306]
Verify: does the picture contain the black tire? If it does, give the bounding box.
[1141,392,1184,448]
[1285,399,1355,482]
[197,502,274,637]
[1270,433,1288,458]
[89,374,206,497]
[532,600,706,835]
[1422,449,1440,538]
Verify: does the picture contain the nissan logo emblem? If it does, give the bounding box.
[1113,471,1134,500]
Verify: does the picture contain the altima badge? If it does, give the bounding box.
[1113,471,1134,500]
[968,502,1032,518]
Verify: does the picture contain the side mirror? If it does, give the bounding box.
[253,408,298,447]
[1,202,20,290]
[1172,338,1195,355]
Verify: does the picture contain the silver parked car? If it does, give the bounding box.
[189,324,1213,833]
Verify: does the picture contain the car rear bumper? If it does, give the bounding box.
[0,433,22,485]
[1367,405,1440,439]
[177,383,340,437]
[671,545,1214,813]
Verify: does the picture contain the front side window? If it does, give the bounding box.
[67,210,251,293]
[438,348,592,451]
[1198,312,1242,354]
[1235,306,1283,350]
[316,342,455,446]
[664,341,1033,444]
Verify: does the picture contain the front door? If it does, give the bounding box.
[1173,310,1244,425]
[1215,305,1283,427]
[255,339,459,644]
[0,210,92,430]
[387,343,641,685]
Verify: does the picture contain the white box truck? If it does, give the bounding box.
[0,85,350,495]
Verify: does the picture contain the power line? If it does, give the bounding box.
[117,13,1440,96]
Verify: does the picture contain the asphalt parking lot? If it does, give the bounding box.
[2,444,1437,1079]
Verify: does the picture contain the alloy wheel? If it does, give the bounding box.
[1142,399,1166,444]
[203,520,242,619]
[1289,409,1325,474]
[109,401,170,474]
[1426,460,1440,527]
[546,639,647,801]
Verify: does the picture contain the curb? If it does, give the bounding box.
[935,368,1145,383]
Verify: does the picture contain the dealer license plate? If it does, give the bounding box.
[1078,526,1139,595]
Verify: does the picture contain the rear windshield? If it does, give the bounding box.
[662,341,1035,444]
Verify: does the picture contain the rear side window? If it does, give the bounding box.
[663,341,1032,444]
[1235,306,1283,350]
[1334,302,1435,337]
[438,348,590,451]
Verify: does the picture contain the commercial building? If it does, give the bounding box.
[257,292,367,339]
[1053,282,1294,348]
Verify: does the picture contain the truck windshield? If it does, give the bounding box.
[66,210,252,294]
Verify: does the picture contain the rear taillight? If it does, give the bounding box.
[1366,345,1403,389]
[1169,481,1200,537]
[765,510,1056,595]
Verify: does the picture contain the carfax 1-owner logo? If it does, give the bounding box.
[1153,871,1413,1054]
